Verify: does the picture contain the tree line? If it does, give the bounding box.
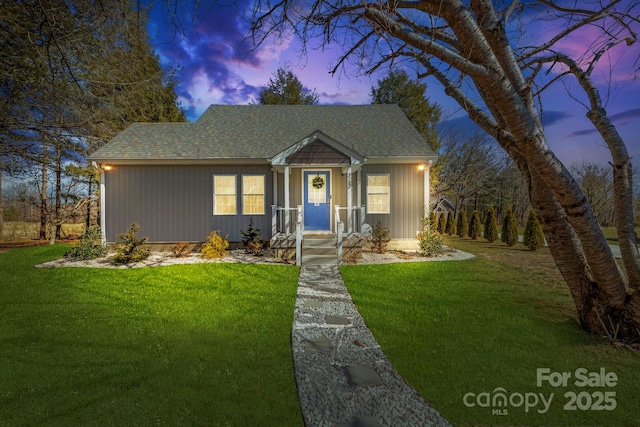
[1,0,185,242]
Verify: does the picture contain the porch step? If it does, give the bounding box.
[301,236,337,266]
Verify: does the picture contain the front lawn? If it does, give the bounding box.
[0,245,302,426]
[341,238,640,427]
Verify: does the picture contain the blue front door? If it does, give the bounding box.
[304,171,330,230]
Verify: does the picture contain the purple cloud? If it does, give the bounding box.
[567,107,639,138]
[149,0,264,120]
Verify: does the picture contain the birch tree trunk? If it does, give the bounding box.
[249,0,640,339]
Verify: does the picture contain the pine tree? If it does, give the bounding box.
[501,206,519,246]
[370,70,441,151]
[524,210,546,251]
[445,210,456,235]
[257,67,319,105]
[483,206,499,243]
[469,210,481,239]
[437,212,446,234]
[457,209,468,238]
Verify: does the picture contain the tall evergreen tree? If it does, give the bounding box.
[483,206,498,243]
[501,206,519,247]
[524,210,546,251]
[370,70,441,151]
[445,210,456,236]
[457,209,468,238]
[257,67,319,105]
[469,210,481,240]
[437,212,446,234]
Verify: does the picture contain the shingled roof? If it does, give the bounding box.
[89,104,436,163]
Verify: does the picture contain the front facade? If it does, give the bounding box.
[89,105,436,244]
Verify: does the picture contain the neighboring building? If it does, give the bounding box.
[433,198,456,215]
[89,104,436,250]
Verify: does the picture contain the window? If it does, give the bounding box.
[213,175,236,215]
[242,175,265,215]
[367,174,390,214]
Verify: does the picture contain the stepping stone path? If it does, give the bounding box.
[292,265,451,426]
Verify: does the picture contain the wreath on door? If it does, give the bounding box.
[312,176,325,189]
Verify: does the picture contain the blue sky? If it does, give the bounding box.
[147,1,640,168]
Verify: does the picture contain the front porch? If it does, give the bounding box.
[270,205,367,266]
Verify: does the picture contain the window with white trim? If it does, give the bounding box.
[367,174,390,214]
[242,175,265,215]
[213,175,236,215]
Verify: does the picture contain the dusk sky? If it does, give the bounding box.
[146,1,640,169]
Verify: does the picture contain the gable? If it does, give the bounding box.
[286,140,351,165]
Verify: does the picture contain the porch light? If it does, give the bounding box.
[418,163,425,171]
[103,164,113,171]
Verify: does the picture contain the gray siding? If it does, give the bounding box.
[361,164,424,239]
[104,165,273,243]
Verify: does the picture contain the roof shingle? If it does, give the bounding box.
[89,104,436,162]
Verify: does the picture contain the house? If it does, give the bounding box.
[433,198,456,215]
[89,104,436,263]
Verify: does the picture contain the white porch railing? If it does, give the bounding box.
[271,205,302,237]
[271,205,303,266]
[335,205,365,266]
[334,205,365,236]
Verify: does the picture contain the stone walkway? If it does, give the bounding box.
[292,265,451,427]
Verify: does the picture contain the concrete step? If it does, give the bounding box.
[301,254,338,265]
[303,246,337,256]
[302,237,337,248]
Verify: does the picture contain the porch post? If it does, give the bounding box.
[347,165,353,234]
[357,168,362,208]
[272,170,278,206]
[424,160,432,215]
[284,165,290,233]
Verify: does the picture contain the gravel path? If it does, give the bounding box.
[292,264,452,427]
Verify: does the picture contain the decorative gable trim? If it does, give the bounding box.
[268,130,365,167]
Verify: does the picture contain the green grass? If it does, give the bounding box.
[341,241,640,427]
[601,226,640,246]
[0,245,303,426]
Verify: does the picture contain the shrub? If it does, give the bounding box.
[111,223,150,265]
[64,225,107,260]
[445,210,456,236]
[240,218,265,255]
[501,206,519,247]
[483,207,499,243]
[429,211,437,228]
[368,220,390,254]
[469,210,481,240]
[437,212,446,234]
[419,214,443,257]
[172,242,191,258]
[200,230,229,259]
[457,209,469,238]
[524,210,545,251]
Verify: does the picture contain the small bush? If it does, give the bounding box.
[240,218,265,256]
[445,210,456,236]
[469,210,481,240]
[483,207,499,243]
[501,206,519,247]
[172,242,191,258]
[65,225,107,260]
[368,220,391,254]
[201,230,229,259]
[524,210,545,251]
[111,223,150,265]
[457,210,469,238]
[419,214,443,257]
